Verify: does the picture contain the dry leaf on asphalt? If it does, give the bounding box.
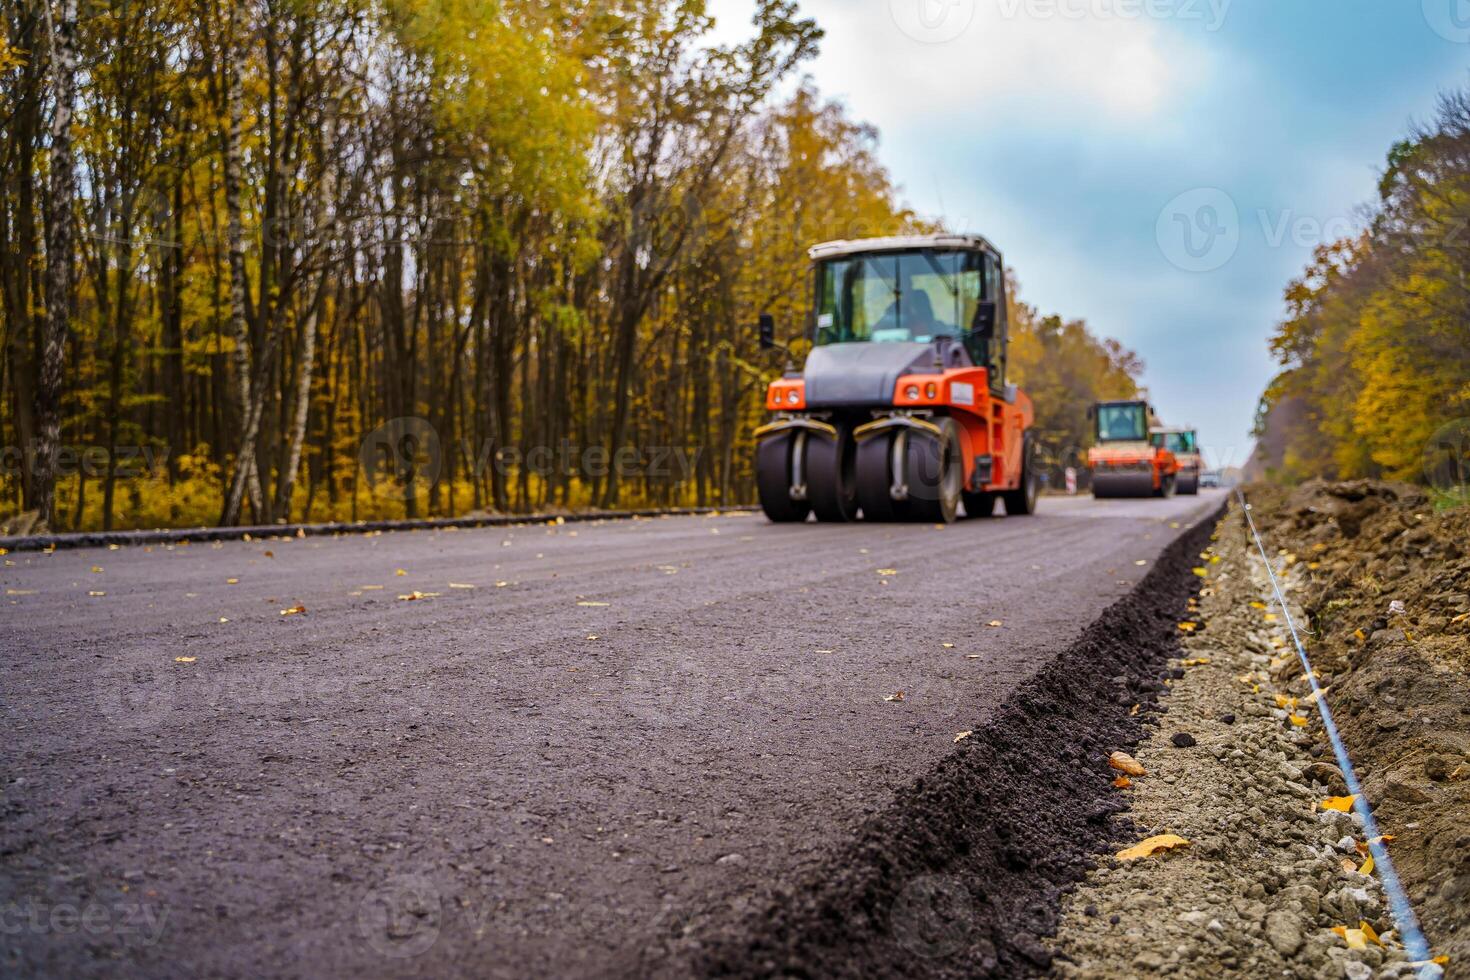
[942,642,954,648]
[226,578,238,585]
[1108,751,1146,776]
[987,620,1002,628]
[1116,834,1190,861]
[884,691,905,702]
[876,568,898,576]
[280,604,306,616]
[174,656,196,663]
[395,568,407,576]
[577,600,609,607]
[88,591,105,597]
[448,582,475,589]
[398,591,440,601]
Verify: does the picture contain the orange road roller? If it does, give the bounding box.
[1086,400,1178,498]
[1151,426,1202,495]
[754,234,1038,523]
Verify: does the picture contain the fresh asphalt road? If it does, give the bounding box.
[1,490,1223,978]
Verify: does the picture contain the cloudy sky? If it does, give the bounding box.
[710,0,1470,468]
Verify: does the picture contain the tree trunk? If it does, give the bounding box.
[32,0,80,532]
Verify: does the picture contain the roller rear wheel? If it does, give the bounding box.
[1003,433,1039,516]
[756,432,811,523]
[904,418,961,524]
[806,425,858,522]
[856,430,904,522]
[963,490,997,518]
[1177,470,1199,495]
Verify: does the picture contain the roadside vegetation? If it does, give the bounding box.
[0,0,1140,533]
[1254,87,1470,499]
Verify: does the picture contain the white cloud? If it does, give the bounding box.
[710,0,1219,129]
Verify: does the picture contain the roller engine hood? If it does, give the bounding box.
[800,342,963,407]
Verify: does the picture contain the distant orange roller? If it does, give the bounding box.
[1086,400,1178,498]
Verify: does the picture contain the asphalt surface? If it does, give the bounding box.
[1,490,1223,978]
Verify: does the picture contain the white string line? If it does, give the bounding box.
[1233,488,1438,971]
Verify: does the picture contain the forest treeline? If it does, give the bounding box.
[1255,88,1470,493]
[1,0,1140,532]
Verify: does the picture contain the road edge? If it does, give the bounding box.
[0,505,760,553]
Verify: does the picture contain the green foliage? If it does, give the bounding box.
[1257,89,1470,484]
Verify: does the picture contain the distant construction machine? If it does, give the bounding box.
[1150,426,1201,496]
[1086,400,1178,498]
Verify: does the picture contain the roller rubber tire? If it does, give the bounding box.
[1177,470,1199,495]
[1003,433,1039,516]
[756,432,811,523]
[856,431,903,522]
[903,417,961,524]
[806,424,858,522]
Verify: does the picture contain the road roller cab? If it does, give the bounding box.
[754,234,1038,523]
[1086,400,1178,498]
[1150,426,1202,495]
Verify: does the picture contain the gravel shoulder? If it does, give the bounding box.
[1050,490,1459,979]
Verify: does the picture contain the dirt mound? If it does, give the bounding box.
[690,509,1223,978]
[1246,480,1470,969]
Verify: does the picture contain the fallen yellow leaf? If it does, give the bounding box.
[1116,834,1190,861]
[280,604,307,616]
[1321,794,1358,812]
[1134,560,1148,566]
[1288,714,1308,727]
[88,590,105,597]
[1353,628,1366,642]
[1191,567,1208,577]
[876,568,898,576]
[1108,751,1147,776]
[1177,621,1198,632]
[1129,703,1140,715]
[1112,775,1132,789]
[226,578,239,585]
[884,691,905,702]
[953,731,972,743]
[1250,601,1266,609]
[495,581,509,587]
[1331,926,1368,950]
[1359,854,1375,876]
[1264,613,1278,622]
[987,620,1003,628]
[577,600,609,607]
[395,568,407,576]
[397,591,440,601]
[1182,657,1210,666]
[174,656,196,663]
[1452,611,1470,625]
[90,565,103,573]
